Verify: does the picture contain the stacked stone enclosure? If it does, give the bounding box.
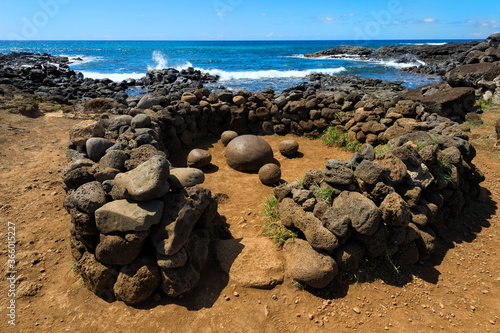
[62,78,485,299]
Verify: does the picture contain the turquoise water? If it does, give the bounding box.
[0,40,472,92]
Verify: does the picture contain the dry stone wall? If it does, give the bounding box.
[62,114,229,305]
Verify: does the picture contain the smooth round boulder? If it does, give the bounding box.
[279,140,299,157]
[169,168,205,189]
[86,138,114,162]
[221,131,238,147]
[187,149,212,168]
[258,163,281,185]
[224,135,274,172]
[131,114,151,129]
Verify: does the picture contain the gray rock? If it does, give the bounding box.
[114,256,161,305]
[379,192,411,226]
[157,248,188,269]
[215,237,284,289]
[324,159,354,186]
[108,115,133,131]
[354,224,389,258]
[322,208,352,239]
[69,120,105,149]
[77,252,114,294]
[407,163,434,190]
[224,135,274,172]
[131,114,152,129]
[292,188,313,204]
[137,94,159,109]
[278,198,338,253]
[160,231,210,297]
[86,138,114,162]
[169,168,205,189]
[283,238,338,289]
[334,240,365,271]
[95,199,164,234]
[65,181,106,215]
[354,160,390,185]
[187,149,212,169]
[94,167,121,183]
[114,155,170,201]
[99,150,129,171]
[95,232,146,266]
[375,152,407,185]
[331,191,380,236]
[151,186,211,256]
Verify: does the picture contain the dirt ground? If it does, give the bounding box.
[1,98,500,332]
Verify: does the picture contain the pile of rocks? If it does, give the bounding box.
[62,115,228,304]
[0,52,217,106]
[273,131,484,288]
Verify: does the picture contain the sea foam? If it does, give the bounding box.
[194,67,346,81]
[81,71,145,81]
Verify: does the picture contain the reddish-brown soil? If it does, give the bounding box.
[1,99,499,332]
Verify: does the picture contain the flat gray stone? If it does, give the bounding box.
[95,199,164,234]
[114,155,170,201]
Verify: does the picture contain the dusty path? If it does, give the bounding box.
[0,103,499,332]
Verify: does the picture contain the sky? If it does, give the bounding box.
[0,0,499,40]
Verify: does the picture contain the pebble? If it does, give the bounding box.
[353,307,361,314]
[233,291,239,297]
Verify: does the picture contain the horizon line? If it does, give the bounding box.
[0,38,479,42]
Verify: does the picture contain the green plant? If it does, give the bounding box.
[385,253,401,275]
[70,258,85,286]
[264,195,280,221]
[321,127,361,152]
[374,144,391,156]
[465,120,484,128]
[263,195,295,246]
[474,98,493,111]
[295,178,304,187]
[50,105,61,112]
[34,95,46,102]
[312,182,335,204]
[435,157,453,184]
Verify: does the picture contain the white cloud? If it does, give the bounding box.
[343,13,354,17]
[261,13,267,16]
[217,13,227,17]
[392,20,401,25]
[424,18,435,24]
[266,33,274,37]
[324,17,333,22]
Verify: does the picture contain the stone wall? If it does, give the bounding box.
[271,131,484,288]
[62,115,229,305]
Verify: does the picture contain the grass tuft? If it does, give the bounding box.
[263,195,295,246]
[321,127,361,152]
[312,182,334,204]
[435,157,453,184]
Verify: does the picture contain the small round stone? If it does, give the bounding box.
[187,149,212,168]
[279,140,299,157]
[258,163,282,185]
[221,131,239,147]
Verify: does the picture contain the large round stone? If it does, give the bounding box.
[258,163,281,185]
[224,135,274,172]
[187,149,212,168]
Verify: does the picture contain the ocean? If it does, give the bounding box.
[0,40,473,93]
